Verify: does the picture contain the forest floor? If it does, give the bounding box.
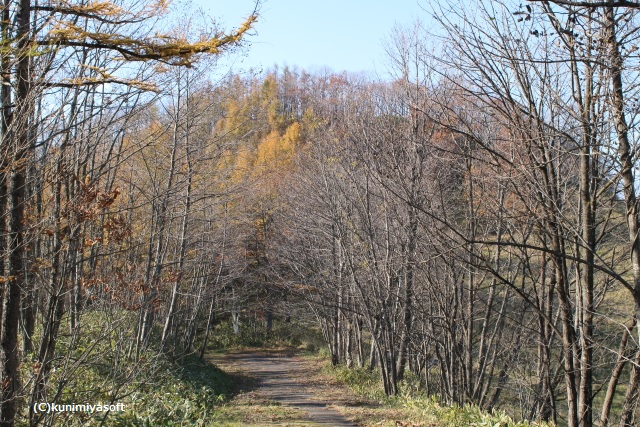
[207,349,421,427]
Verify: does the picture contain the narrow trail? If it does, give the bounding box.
[216,350,362,426]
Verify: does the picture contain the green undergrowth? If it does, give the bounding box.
[105,354,239,426]
[20,310,242,426]
[329,364,555,427]
[400,398,555,427]
[332,365,388,402]
[206,318,325,352]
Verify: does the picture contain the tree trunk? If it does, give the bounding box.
[604,8,640,424]
[1,1,31,424]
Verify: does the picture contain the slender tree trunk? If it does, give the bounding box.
[1,1,31,424]
[604,9,640,424]
[161,99,193,350]
[138,91,181,349]
[396,206,416,381]
[0,0,9,353]
[29,158,64,426]
[199,295,216,361]
[599,320,633,426]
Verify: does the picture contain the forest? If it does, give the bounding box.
[2,0,640,426]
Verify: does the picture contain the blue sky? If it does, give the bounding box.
[191,0,428,76]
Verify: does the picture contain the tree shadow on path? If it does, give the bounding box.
[211,349,367,426]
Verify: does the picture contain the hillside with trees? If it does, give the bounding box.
[2,0,640,426]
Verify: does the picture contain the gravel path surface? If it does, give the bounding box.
[219,350,360,426]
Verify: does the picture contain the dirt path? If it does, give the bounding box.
[212,350,362,426]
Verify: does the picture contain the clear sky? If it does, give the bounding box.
[190,0,428,76]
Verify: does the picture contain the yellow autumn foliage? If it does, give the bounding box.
[255,122,301,172]
[231,146,255,183]
[43,1,256,71]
